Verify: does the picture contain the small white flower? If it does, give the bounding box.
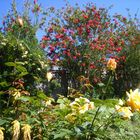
[24,51,28,55]
[46,72,53,82]
[118,99,124,106]
[37,68,41,71]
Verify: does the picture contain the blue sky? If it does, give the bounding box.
[0,0,140,40]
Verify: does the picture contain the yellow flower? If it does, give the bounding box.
[65,113,76,123]
[12,120,20,140]
[0,127,4,140]
[46,72,53,82]
[22,124,31,140]
[88,102,95,110]
[45,98,54,106]
[79,103,89,114]
[12,89,21,100]
[115,105,133,119]
[127,89,140,112]
[70,97,95,114]
[107,58,117,71]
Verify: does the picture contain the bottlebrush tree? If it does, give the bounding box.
[41,3,138,88]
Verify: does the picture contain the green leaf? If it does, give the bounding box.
[0,119,7,125]
[0,81,9,87]
[17,96,30,102]
[37,91,47,99]
[18,72,28,77]
[16,65,27,72]
[54,129,72,139]
[98,83,105,87]
[5,62,16,67]
[0,91,5,95]
[54,132,67,139]
[15,62,25,65]
[57,98,64,104]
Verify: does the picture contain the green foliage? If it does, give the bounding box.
[0,32,47,92]
[114,35,140,97]
[44,98,140,140]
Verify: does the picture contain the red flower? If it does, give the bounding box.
[83,14,88,19]
[90,63,96,69]
[81,63,86,67]
[73,56,77,60]
[42,36,50,41]
[116,47,122,52]
[55,34,63,39]
[50,46,55,52]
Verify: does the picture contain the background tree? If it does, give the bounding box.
[41,3,139,97]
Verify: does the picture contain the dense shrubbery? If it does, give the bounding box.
[0,1,140,140]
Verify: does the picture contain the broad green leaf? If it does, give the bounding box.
[16,65,27,72]
[5,62,16,67]
[0,91,5,95]
[54,129,72,139]
[98,83,105,87]
[37,91,47,99]
[0,81,9,87]
[57,98,64,104]
[0,119,7,125]
[54,132,67,139]
[15,62,25,65]
[17,96,31,102]
[18,72,28,77]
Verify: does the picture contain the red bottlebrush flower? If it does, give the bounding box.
[62,45,66,48]
[94,38,98,42]
[123,17,126,21]
[55,34,63,39]
[88,20,93,26]
[76,53,81,57]
[90,63,96,69]
[73,19,79,24]
[105,22,110,26]
[42,36,50,41]
[63,51,67,55]
[48,27,53,33]
[83,14,88,19]
[77,27,83,35]
[86,29,90,34]
[67,52,71,57]
[50,46,55,52]
[116,47,122,52]
[121,40,125,45]
[61,27,67,32]
[81,63,86,67]
[73,56,77,60]
[121,56,126,61]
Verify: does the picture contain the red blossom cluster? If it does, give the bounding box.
[40,4,134,83]
[39,4,137,83]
